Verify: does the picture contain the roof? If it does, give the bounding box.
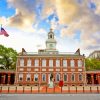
[0,69,15,73]
[86,70,100,73]
[89,50,100,56]
[18,52,85,58]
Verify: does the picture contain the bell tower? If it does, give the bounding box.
[45,28,58,54]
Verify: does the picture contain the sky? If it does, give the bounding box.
[0,0,100,57]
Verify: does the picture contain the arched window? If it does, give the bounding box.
[70,60,75,67]
[27,59,31,67]
[79,73,82,81]
[71,73,75,81]
[63,60,67,67]
[50,34,52,38]
[56,73,60,81]
[42,74,46,81]
[34,59,39,67]
[49,59,53,67]
[78,60,82,67]
[19,74,23,81]
[26,74,31,81]
[20,58,24,67]
[56,59,60,67]
[63,74,67,81]
[42,59,46,67]
[34,74,38,81]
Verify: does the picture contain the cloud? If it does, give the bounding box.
[41,0,56,18]
[1,0,100,54]
[93,0,100,15]
[55,0,80,24]
[57,0,100,51]
[0,27,47,52]
[7,0,36,31]
[0,17,8,26]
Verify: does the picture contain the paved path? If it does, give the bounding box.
[0,94,100,100]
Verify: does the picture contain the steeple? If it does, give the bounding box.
[45,28,58,54]
[48,28,54,39]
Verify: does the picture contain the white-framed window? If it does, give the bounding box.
[71,73,75,81]
[42,74,46,81]
[34,59,39,67]
[19,74,23,81]
[34,74,38,82]
[42,59,46,67]
[63,74,67,81]
[70,60,75,67]
[27,59,31,67]
[20,58,24,67]
[63,60,67,67]
[56,59,60,67]
[56,73,60,82]
[79,73,82,81]
[26,74,31,81]
[49,60,53,67]
[78,60,82,67]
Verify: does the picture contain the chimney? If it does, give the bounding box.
[75,48,80,55]
[22,48,26,55]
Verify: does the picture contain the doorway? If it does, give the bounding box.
[94,74,98,84]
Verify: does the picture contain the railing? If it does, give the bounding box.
[22,52,79,55]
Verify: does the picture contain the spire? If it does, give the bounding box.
[50,28,53,32]
[48,28,54,39]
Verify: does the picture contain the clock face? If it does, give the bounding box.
[49,44,53,48]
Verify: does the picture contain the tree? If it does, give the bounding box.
[85,58,100,71]
[0,45,18,69]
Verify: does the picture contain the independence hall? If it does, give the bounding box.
[15,29,86,86]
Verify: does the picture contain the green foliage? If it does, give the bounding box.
[85,58,100,71]
[0,45,18,69]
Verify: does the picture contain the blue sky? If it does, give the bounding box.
[0,0,100,56]
[0,0,15,17]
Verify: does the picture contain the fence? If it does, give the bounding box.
[0,85,100,94]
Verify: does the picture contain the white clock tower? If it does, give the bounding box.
[45,29,58,54]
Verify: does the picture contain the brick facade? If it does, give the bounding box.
[15,29,86,86]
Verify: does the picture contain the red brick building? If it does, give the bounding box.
[0,29,100,86]
[86,71,100,85]
[0,70,15,85]
[15,29,86,86]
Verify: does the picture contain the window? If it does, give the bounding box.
[50,34,52,38]
[56,60,60,67]
[71,73,75,81]
[42,59,46,67]
[79,74,82,81]
[27,59,31,67]
[56,73,60,81]
[70,60,75,67]
[42,74,46,81]
[49,60,53,67]
[26,74,31,81]
[63,60,67,67]
[35,59,39,67]
[78,60,82,67]
[19,74,23,81]
[34,74,38,81]
[20,58,24,67]
[63,74,67,81]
